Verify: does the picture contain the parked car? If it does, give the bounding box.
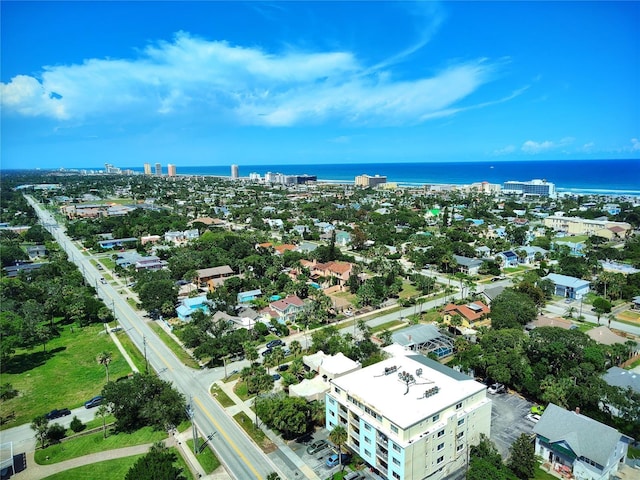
[272,374,281,381]
[278,364,289,372]
[110,326,123,333]
[344,472,364,480]
[306,439,328,455]
[326,453,351,468]
[262,348,272,357]
[84,395,104,409]
[487,383,506,394]
[99,277,107,284]
[525,413,541,423]
[266,339,284,349]
[45,408,71,420]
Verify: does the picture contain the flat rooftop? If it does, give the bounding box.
[331,354,485,429]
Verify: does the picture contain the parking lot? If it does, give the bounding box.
[489,390,537,458]
[288,430,381,480]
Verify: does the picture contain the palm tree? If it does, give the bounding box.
[289,339,302,358]
[266,473,281,480]
[329,425,348,471]
[96,404,109,438]
[97,351,112,383]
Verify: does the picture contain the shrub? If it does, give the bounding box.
[47,423,66,443]
[70,416,85,433]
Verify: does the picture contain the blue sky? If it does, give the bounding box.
[1,1,639,170]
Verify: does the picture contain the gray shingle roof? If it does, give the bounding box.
[533,403,623,466]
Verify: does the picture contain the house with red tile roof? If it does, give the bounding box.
[268,295,306,323]
[443,301,491,328]
[300,259,353,286]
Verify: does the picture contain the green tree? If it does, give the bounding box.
[46,423,66,444]
[31,415,49,448]
[592,297,612,325]
[70,416,85,433]
[467,434,517,480]
[289,339,302,358]
[125,441,186,480]
[507,433,536,479]
[243,342,259,363]
[329,424,348,471]
[102,373,186,432]
[491,290,537,329]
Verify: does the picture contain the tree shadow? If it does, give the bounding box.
[1,346,66,374]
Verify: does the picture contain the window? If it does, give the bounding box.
[329,411,335,417]
[335,387,341,394]
[437,442,445,451]
[437,429,445,438]
[393,457,401,466]
[432,414,440,422]
[364,423,371,431]
[392,472,400,480]
[328,398,335,405]
[456,402,463,410]
[365,437,371,444]
[457,418,464,426]
[456,432,464,439]
[392,443,401,453]
[364,449,371,457]
[437,456,444,464]
[457,444,464,452]
[391,424,399,433]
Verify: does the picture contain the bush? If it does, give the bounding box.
[47,423,66,443]
[70,416,85,433]
[0,383,18,401]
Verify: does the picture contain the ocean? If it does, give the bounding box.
[128,159,640,195]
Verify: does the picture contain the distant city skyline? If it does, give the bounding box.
[1,1,638,170]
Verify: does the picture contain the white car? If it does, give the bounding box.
[526,413,541,423]
[487,383,506,394]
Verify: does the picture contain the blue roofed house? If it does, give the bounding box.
[176,295,212,321]
[237,289,262,304]
[533,403,633,480]
[497,250,519,267]
[543,273,590,300]
[520,246,548,264]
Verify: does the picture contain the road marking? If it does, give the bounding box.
[194,396,263,480]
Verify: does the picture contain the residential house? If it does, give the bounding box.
[274,244,296,255]
[98,237,138,249]
[3,263,45,278]
[164,229,199,245]
[26,245,47,260]
[334,230,351,246]
[268,295,306,323]
[533,403,632,480]
[497,250,519,267]
[237,289,262,304]
[519,246,548,264]
[303,350,361,383]
[176,295,212,321]
[135,256,167,271]
[452,255,484,276]
[391,324,455,359]
[300,259,353,287]
[196,265,234,288]
[443,301,491,329]
[475,246,491,258]
[543,273,590,300]
[544,215,631,239]
[633,296,640,310]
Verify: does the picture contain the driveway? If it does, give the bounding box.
[489,390,537,458]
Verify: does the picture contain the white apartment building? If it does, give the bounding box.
[544,215,631,239]
[326,353,491,480]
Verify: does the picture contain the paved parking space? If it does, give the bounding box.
[489,391,537,458]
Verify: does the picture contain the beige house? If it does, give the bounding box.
[544,215,631,239]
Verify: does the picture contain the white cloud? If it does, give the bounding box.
[493,145,516,156]
[521,137,574,154]
[0,31,507,127]
[632,138,640,151]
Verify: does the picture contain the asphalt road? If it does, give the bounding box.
[23,196,294,480]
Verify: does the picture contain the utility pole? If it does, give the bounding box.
[186,397,198,454]
[143,336,149,373]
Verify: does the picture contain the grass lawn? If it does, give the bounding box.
[112,330,147,373]
[233,381,250,402]
[210,384,236,408]
[370,320,404,334]
[534,467,559,480]
[233,411,275,453]
[553,235,588,243]
[0,324,134,430]
[186,439,221,474]
[628,444,640,459]
[399,281,419,299]
[35,426,168,464]
[148,322,200,369]
[41,455,143,480]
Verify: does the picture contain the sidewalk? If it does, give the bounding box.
[106,323,139,373]
[215,379,321,480]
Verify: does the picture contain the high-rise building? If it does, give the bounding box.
[167,164,176,177]
[355,174,387,188]
[104,163,121,174]
[326,352,491,480]
[502,179,555,196]
[144,163,152,175]
[155,163,162,176]
[231,164,239,179]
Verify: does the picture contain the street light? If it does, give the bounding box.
[143,336,149,373]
